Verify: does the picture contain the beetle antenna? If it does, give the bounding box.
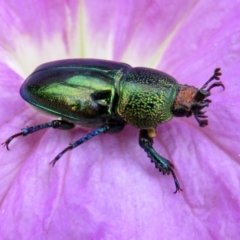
[192,68,224,127]
[200,68,223,90]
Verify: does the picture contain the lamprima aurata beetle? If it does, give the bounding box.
[2,59,224,193]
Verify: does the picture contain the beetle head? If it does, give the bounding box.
[173,68,224,127]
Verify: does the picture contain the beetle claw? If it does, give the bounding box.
[170,169,183,194]
[50,146,72,166]
[1,132,25,150]
[49,159,58,167]
[1,141,10,150]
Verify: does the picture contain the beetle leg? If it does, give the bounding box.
[2,120,74,150]
[49,125,111,166]
[139,129,182,193]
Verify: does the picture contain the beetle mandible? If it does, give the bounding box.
[2,59,224,193]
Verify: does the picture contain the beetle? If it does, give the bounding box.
[2,59,224,193]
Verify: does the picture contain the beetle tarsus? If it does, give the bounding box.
[2,132,25,150]
[49,125,111,165]
[2,120,75,151]
[169,169,183,193]
[139,129,182,193]
[49,145,73,166]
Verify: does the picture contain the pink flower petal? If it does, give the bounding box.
[0,0,240,239]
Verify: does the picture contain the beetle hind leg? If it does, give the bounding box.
[2,120,75,150]
[139,129,182,193]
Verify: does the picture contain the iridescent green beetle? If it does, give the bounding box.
[2,59,224,193]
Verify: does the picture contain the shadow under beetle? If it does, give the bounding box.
[2,59,224,193]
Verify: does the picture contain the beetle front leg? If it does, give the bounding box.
[139,129,182,193]
[2,120,75,150]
